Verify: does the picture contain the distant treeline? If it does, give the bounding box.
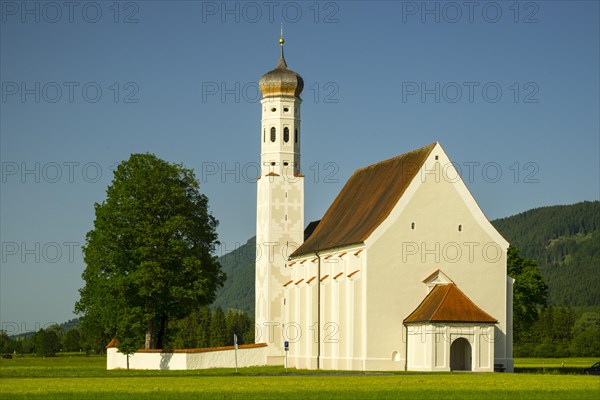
[514,306,600,357]
[0,307,254,356]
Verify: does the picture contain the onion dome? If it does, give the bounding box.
[259,34,304,99]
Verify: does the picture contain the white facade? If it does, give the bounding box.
[405,324,495,372]
[279,143,513,372]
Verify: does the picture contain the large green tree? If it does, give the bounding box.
[507,246,549,344]
[76,154,225,352]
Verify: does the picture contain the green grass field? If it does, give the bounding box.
[1,355,598,399]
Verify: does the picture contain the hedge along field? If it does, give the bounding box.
[1,356,599,400]
[514,357,598,368]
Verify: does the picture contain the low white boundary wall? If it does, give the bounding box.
[107,343,271,370]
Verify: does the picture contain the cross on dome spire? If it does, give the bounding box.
[279,23,285,60]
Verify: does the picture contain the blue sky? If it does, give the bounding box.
[1,1,598,333]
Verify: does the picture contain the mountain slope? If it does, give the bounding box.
[492,201,600,306]
[212,237,256,316]
[214,201,600,314]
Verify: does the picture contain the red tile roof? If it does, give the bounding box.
[107,339,269,353]
[404,284,497,324]
[291,143,436,257]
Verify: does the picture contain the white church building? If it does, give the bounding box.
[108,35,513,372]
[254,35,513,373]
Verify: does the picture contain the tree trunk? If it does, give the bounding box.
[156,315,168,350]
[145,321,154,350]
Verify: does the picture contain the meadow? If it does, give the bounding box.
[1,355,598,400]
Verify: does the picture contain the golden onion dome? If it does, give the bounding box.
[259,35,304,99]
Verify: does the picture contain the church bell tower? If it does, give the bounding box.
[255,31,304,354]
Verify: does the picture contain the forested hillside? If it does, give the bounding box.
[492,201,599,306]
[212,237,257,316]
[214,201,600,314]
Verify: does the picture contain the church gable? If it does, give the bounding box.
[365,141,508,251]
[290,142,437,258]
[422,269,454,292]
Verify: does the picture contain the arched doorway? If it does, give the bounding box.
[450,338,472,371]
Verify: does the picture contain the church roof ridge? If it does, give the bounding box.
[290,142,437,258]
[353,141,439,174]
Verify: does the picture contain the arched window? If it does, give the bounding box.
[294,129,298,143]
[270,127,276,142]
[283,127,290,143]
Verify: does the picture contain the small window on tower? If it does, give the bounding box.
[271,107,276,112]
[411,222,415,230]
[284,107,289,112]
[458,224,462,232]
[283,162,289,167]
[284,127,290,143]
[263,129,265,142]
[270,127,276,142]
[295,129,298,143]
